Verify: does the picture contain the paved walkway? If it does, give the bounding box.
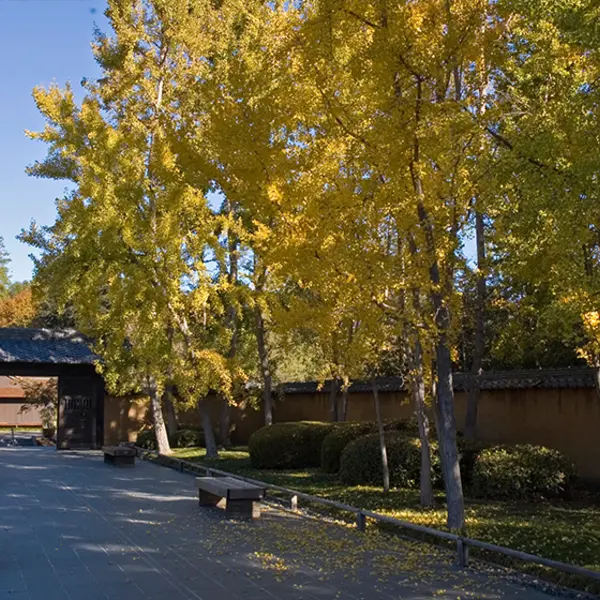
[0,448,578,600]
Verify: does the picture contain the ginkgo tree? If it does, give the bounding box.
[22,0,237,456]
[248,0,502,530]
[488,0,600,393]
[169,0,307,429]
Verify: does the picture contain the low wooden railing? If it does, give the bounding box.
[135,447,600,583]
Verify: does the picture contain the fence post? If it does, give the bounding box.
[456,538,469,568]
[356,512,366,532]
[290,495,298,511]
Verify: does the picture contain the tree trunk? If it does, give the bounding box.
[221,197,238,445]
[340,321,355,422]
[218,397,232,448]
[434,332,465,530]
[148,377,170,455]
[371,378,390,494]
[593,357,600,404]
[340,385,350,421]
[162,385,178,438]
[404,272,434,507]
[255,303,273,426]
[409,338,434,507]
[410,77,464,530]
[329,378,339,422]
[465,209,486,439]
[262,383,273,427]
[199,399,218,458]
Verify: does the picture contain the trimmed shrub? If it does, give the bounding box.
[339,432,441,488]
[383,418,420,437]
[457,437,491,488]
[249,422,335,469]
[321,422,376,473]
[170,428,204,448]
[136,427,205,450]
[471,444,577,499]
[136,428,156,450]
[321,418,423,474]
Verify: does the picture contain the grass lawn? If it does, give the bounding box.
[172,446,600,593]
[0,427,42,433]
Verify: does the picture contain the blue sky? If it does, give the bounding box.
[0,0,109,283]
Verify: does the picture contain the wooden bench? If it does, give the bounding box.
[195,476,265,519]
[103,446,136,467]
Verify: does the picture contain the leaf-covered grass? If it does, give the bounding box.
[0,426,42,433]
[172,446,600,593]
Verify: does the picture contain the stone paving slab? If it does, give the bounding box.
[0,447,581,600]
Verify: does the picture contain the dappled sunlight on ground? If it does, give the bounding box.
[171,445,600,593]
[0,446,591,600]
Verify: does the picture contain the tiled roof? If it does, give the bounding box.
[281,377,406,395]
[0,329,97,365]
[281,368,596,394]
[455,369,595,390]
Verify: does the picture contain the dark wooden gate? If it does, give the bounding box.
[57,375,102,449]
[0,329,105,449]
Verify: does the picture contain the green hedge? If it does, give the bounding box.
[457,437,491,488]
[170,428,205,448]
[249,422,335,469]
[321,423,376,473]
[339,432,441,488]
[135,427,205,451]
[136,428,157,450]
[320,419,420,474]
[471,444,577,499]
[385,418,420,437]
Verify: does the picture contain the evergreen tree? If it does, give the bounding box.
[0,237,11,297]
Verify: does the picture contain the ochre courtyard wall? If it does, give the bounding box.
[103,386,600,482]
[462,387,600,482]
[103,395,151,445]
[273,390,414,423]
[176,395,264,445]
[103,393,263,446]
[273,387,600,481]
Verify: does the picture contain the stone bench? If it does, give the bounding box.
[103,446,136,468]
[195,476,265,519]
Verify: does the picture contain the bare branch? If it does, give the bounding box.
[343,9,380,29]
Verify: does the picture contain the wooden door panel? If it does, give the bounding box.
[58,376,97,449]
